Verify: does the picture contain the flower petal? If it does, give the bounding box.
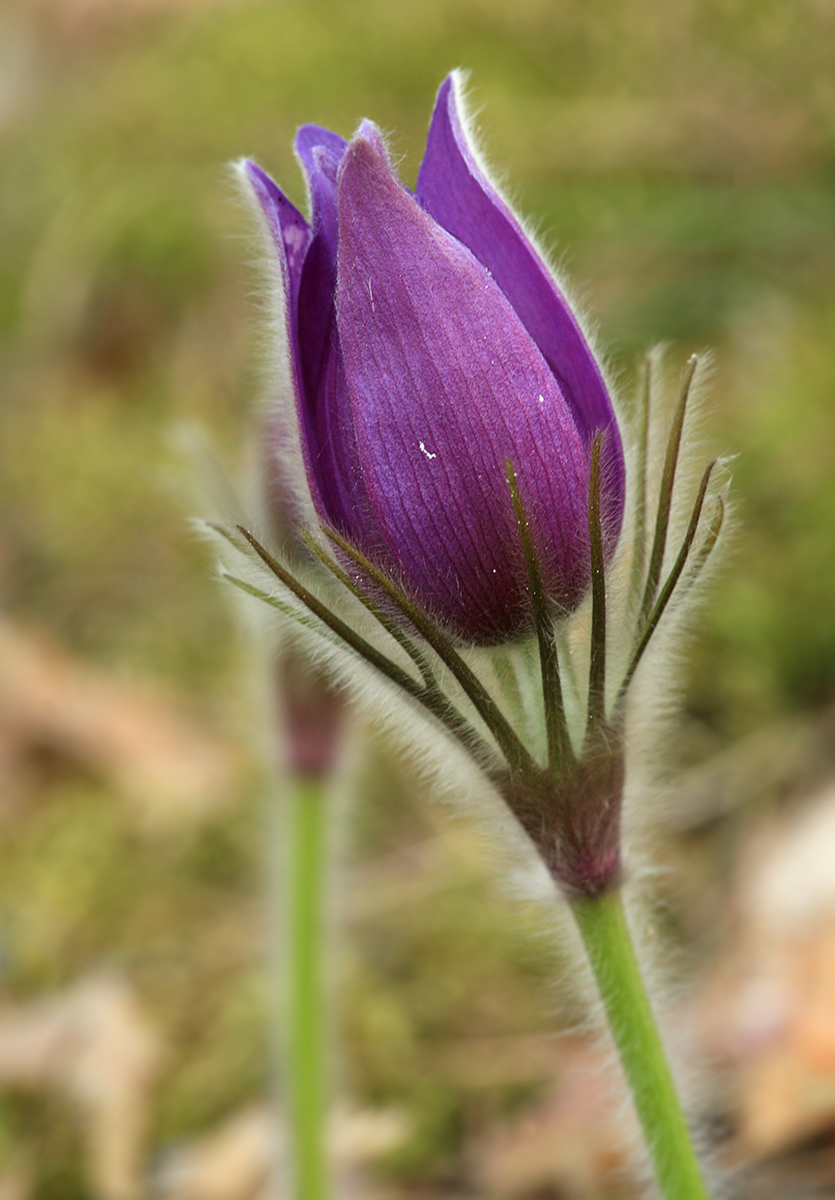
[243,160,309,308]
[243,161,314,526]
[296,125,347,199]
[336,126,591,642]
[417,76,625,539]
[292,129,374,542]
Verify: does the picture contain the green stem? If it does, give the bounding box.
[571,889,709,1200]
[288,778,330,1200]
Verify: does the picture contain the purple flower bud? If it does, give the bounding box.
[244,75,625,644]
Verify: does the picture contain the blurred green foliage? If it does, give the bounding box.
[2,0,835,1193]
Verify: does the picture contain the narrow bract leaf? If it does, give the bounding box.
[323,526,538,780]
[680,494,726,597]
[235,527,426,696]
[640,355,698,621]
[222,571,345,644]
[302,532,437,688]
[506,461,573,773]
[587,435,608,733]
[228,538,495,766]
[618,458,718,707]
[628,354,652,606]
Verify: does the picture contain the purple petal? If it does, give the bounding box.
[336,126,591,642]
[292,129,374,541]
[295,125,347,194]
[417,76,625,541]
[294,127,347,264]
[243,161,313,523]
[243,160,309,309]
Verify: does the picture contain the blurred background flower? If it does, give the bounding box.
[2,1,835,1197]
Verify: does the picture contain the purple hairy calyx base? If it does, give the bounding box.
[497,721,625,900]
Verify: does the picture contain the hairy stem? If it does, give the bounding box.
[572,890,709,1200]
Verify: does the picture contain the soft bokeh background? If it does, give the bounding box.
[2,1,835,1197]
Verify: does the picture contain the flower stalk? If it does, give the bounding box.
[572,890,709,1200]
[286,777,330,1200]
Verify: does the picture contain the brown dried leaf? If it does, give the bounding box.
[0,975,163,1200]
[471,1040,633,1198]
[154,1105,408,1200]
[694,780,835,1160]
[0,1170,31,1200]
[0,617,241,832]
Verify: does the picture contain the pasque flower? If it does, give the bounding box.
[228,77,725,1200]
[243,74,625,643]
[234,74,723,899]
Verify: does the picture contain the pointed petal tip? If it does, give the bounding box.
[232,159,270,211]
[239,160,281,230]
[353,119,387,155]
[239,159,290,220]
[438,71,459,109]
[436,73,454,102]
[295,124,347,172]
[431,71,471,142]
[436,70,468,105]
[240,158,271,194]
[237,159,310,293]
[339,121,393,189]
